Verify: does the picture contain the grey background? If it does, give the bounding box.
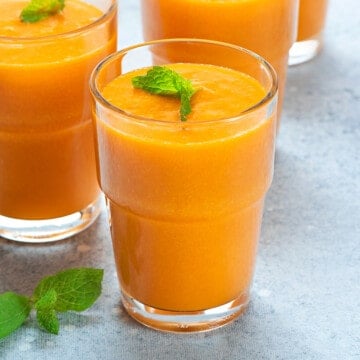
[1,0,359,359]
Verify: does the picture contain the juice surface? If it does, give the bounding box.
[297,0,328,41]
[102,63,267,123]
[0,0,117,219]
[96,63,276,311]
[0,0,102,38]
[140,0,298,119]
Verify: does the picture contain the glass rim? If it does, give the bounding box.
[0,0,117,43]
[90,38,278,127]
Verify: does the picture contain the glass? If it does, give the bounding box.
[140,0,298,126]
[0,0,117,242]
[289,0,329,65]
[90,39,278,332]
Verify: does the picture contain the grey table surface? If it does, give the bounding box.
[1,1,359,359]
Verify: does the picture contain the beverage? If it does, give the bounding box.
[91,39,277,332]
[140,0,298,124]
[289,0,329,65]
[0,0,117,242]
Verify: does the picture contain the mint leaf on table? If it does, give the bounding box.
[33,268,104,312]
[0,268,103,339]
[35,288,58,311]
[0,292,31,339]
[35,289,59,334]
[36,309,59,335]
[20,0,65,23]
[132,66,198,121]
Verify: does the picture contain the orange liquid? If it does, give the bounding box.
[95,63,276,311]
[297,0,328,41]
[0,0,117,219]
[140,0,298,121]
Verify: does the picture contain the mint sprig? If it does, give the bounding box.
[0,268,103,339]
[20,0,65,23]
[132,66,198,122]
[34,268,103,312]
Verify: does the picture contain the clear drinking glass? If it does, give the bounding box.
[0,0,117,242]
[289,0,329,65]
[90,39,278,332]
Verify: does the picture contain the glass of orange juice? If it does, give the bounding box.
[140,0,298,125]
[289,0,329,65]
[90,39,277,332]
[0,0,117,242]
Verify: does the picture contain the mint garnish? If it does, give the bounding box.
[132,66,198,121]
[0,268,103,339]
[20,0,65,23]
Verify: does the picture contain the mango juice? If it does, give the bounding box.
[297,0,328,41]
[93,61,277,314]
[0,0,117,221]
[140,0,298,121]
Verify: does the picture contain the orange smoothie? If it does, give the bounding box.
[94,63,277,312]
[297,0,328,41]
[0,0,117,220]
[140,0,298,121]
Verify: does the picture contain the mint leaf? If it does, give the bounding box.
[36,309,59,335]
[179,84,194,122]
[20,0,65,23]
[35,289,59,334]
[132,66,179,95]
[132,66,197,121]
[35,288,58,310]
[33,268,103,312]
[0,292,31,339]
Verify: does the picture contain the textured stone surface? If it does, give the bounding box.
[1,0,359,359]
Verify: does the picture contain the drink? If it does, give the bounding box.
[140,0,298,124]
[91,39,277,332]
[0,0,117,242]
[289,0,329,65]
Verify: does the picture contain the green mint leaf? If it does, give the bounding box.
[132,66,179,96]
[36,309,59,335]
[35,288,58,311]
[0,292,31,339]
[179,85,194,122]
[20,0,65,23]
[33,268,104,312]
[132,66,197,121]
[34,289,59,335]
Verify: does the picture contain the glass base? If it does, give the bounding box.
[288,33,323,66]
[121,290,249,333]
[0,197,102,243]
